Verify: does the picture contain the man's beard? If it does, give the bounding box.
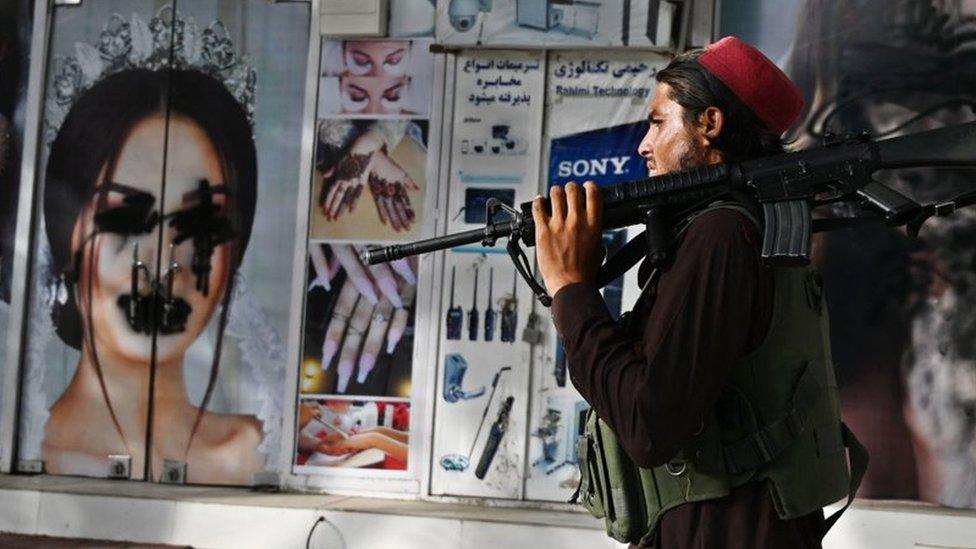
[673,130,704,172]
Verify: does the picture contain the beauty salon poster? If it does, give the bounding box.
[15,0,309,486]
[293,36,435,475]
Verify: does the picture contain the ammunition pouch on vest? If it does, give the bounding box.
[572,204,868,546]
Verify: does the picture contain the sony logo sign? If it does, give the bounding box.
[557,156,631,178]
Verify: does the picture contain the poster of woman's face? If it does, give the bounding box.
[295,398,410,471]
[318,40,434,118]
[310,119,428,242]
[17,1,310,486]
[300,243,416,399]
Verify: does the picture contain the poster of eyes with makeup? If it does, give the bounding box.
[293,38,435,475]
[13,0,310,486]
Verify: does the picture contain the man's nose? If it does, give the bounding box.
[637,133,652,158]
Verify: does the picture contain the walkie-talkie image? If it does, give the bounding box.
[475,395,515,480]
[446,266,463,340]
[500,269,518,343]
[484,267,496,342]
[468,266,480,341]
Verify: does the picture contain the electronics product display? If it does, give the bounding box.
[484,267,496,342]
[475,395,515,479]
[531,399,588,475]
[461,125,527,157]
[448,0,492,32]
[468,266,480,341]
[515,0,601,39]
[443,354,486,403]
[446,265,463,340]
[438,366,511,473]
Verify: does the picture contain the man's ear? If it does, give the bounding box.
[698,106,725,143]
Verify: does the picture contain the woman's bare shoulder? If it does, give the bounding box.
[194,410,263,449]
[185,411,264,484]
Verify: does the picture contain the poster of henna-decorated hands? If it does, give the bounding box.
[311,119,429,242]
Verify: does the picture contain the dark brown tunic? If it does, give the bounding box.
[551,209,826,549]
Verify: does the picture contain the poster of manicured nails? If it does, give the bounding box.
[294,397,411,472]
[299,243,416,399]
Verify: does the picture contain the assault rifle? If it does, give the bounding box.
[364,122,976,306]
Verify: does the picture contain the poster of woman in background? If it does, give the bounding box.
[760,0,976,507]
[17,2,309,485]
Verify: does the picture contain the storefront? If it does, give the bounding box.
[1,1,976,547]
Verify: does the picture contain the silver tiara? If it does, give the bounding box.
[44,5,256,144]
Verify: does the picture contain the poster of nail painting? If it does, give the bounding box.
[14,1,310,486]
[319,39,434,119]
[309,119,429,242]
[294,397,410,472]
[299,243,416,399]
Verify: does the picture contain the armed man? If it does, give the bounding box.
[532,36,865,548]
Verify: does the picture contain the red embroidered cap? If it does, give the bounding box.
[698,36,803,135]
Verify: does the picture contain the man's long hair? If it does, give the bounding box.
[656,49,791,162]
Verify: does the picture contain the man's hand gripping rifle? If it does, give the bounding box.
[363,122,976,306]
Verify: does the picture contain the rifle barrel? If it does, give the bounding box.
[363,222,514,264]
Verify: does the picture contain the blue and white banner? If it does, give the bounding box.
[548,121,647,187]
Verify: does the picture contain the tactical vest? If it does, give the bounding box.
[573,204,867,546]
